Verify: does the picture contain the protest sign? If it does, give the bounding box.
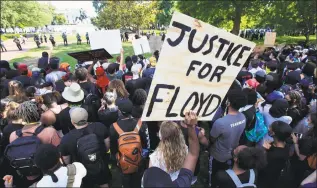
[89,30,122,54]
[149,36,163,53]
[132,38,151,55]
[264,32,276,47]
[141,12,256,121]
[68,48,113,62]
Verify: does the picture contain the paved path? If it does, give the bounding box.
[0,39,41,61]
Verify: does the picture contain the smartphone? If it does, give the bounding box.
[294,132,303,139]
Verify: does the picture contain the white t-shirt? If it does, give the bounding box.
[35,162,86,187]
[131,63,142,79]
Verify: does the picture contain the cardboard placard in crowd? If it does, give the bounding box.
[68,48,113,62]
[132,38,151,55]
[141,12,256,121]
[264,32,276,47]
[149,36,163,53]
[89,30,122,54]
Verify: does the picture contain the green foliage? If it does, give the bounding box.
[52,13,67,25]
[156,1,174,26]
[0,1,53,28]
[1,33,21,41]
[92,0,106,13]
[93,1,158,32]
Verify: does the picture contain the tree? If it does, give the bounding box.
[93,1,158,34]
[156,1,174,26]
[0,1,53,29]
[176,1,266,35]
[52,13,67,25]
[92,0,106,13]
[76,8,88,23]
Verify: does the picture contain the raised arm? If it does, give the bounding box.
[119,48,124,71]
[182,111,199,172]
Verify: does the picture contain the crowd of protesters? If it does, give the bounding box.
[0,43,316,188]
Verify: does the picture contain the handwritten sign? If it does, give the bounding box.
[264,32,276,47]
[132,38,151,55]
[89,30,122,54]
[141,12,256,121]
[68,48,113,62]
[149,36,163,53]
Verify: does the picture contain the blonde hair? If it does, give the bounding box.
[4,102,20,120]
[157,121,187,173]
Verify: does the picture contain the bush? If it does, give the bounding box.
[1,33,22,41]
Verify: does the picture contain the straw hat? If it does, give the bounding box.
[62,83,84,103]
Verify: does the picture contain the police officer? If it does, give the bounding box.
[86,32,90,44]
[34,34,40,48]
[13,37,22,50]
[62,32,68,46]
[44,35,47,43]
[40,34,43,43]
[76,33,82,45]
[49,34,56,47]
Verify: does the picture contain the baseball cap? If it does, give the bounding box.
[255,70,266,78]
[70,107,88,126]
[118,100,133,115]
[143,167,174,187]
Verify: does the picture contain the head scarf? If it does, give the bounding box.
[95,67,109,94]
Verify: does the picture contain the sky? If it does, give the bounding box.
[40,1,97,17]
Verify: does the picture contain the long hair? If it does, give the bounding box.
[287,90,302,109]
[308,112,317,138]
[5,102,20,121]
[8,80,28,103]
[156,121,187,173]
[108,80,129,99]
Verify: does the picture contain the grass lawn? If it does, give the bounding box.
[9,41,152,70]
[254,35,316,45]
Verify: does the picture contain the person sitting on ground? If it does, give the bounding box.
[36,82,53,96]
[30,68,45,87]
[1,80,28,104]
[13,64,31,88]
[98,89,119,128]
[59,108,111,188]
[258,121,292,188]
[142,111,199,187]
[131,89,147,118]
[131,55,142,80]
[286,90,306,128]
[40,92,74,136]
[142,57,157,79]
[108,79,131,105]
[248,59,263,77]
[37,52,49,71]
[215,145,267,188]
[105,49,124,81]
[61,83,85,108]
[121,61,133,84]
[75,67,97,96]
[45,57,66,87]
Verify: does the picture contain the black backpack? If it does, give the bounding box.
[76,128,103,177]
[5,126,44,177]
[81,94,101,122]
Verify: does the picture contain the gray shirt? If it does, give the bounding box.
[45,71,66,85]
[210,113,246,162]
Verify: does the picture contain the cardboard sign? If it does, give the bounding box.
[149,36,163,53]
[264,32,276,47]
[68,48,113,62]
[89,30,122,54]
[141,12,256,121]
[132,38,151,55]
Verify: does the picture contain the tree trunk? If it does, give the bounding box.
[232,4,242,35]
[305,32,310,46]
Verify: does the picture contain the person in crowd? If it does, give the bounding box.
[248,59,263,77]
[122,61,133,84]
[215,145,267,188]
[38,52,49,70]
[25,86,37,101]
[76,33,82,45]
[61,83,85,108]
[13,37,22,51]
[300,170,316,187]
[43,34,47,43]
[286,90,306,128]
[0,70,20,100]
[59,62,71,73]
[55,72,74,93]
[98,89,119,128]
[131,89,147,118]
[110,100,150,188]
[293,102,316,135]
[12,64,31,88]
[1,80,28,104]
[49,35,55,47]
[258,121,293,188]
[209,89,247,187]
[108,79,130,105]
[1,39,7,52]
[40,92,74,136]
[131,55,142,80]
[75,67,96,96]
[40,34,43,44]
[62,32,68,46]
[36,82,53,96]
[153,50,160,62]
[94,66,110,95]
[149,121,188,181]
[45,57,66,86]
[142,57,156,79]
[105,49,124,81]
[59,107,111,188]
[86,32,90,44]
[142,111,199,187]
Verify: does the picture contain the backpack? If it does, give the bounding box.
[5,126,44,177]
[225,169,256,188]
[113,120,143,174]
[81,94,101,122]
[245,111,268,143]
[76,128,103,177]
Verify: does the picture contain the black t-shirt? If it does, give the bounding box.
[59,122,109,162]
[258,146,289,187]
[13,75,31,88]
[125,78,150,98]
[122,72,133,84]
[79,81,95,96]
[55,80,66,93]
[0,79,11,98]
[2,123,23,148]
[215,169,258,188]
[242,106,256,130]
[287,107,304,128]
[109,117,149,155]
[38,57,49,70]
[50,107,74,135]
[98,108,119,128]
[131,105,143,118]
